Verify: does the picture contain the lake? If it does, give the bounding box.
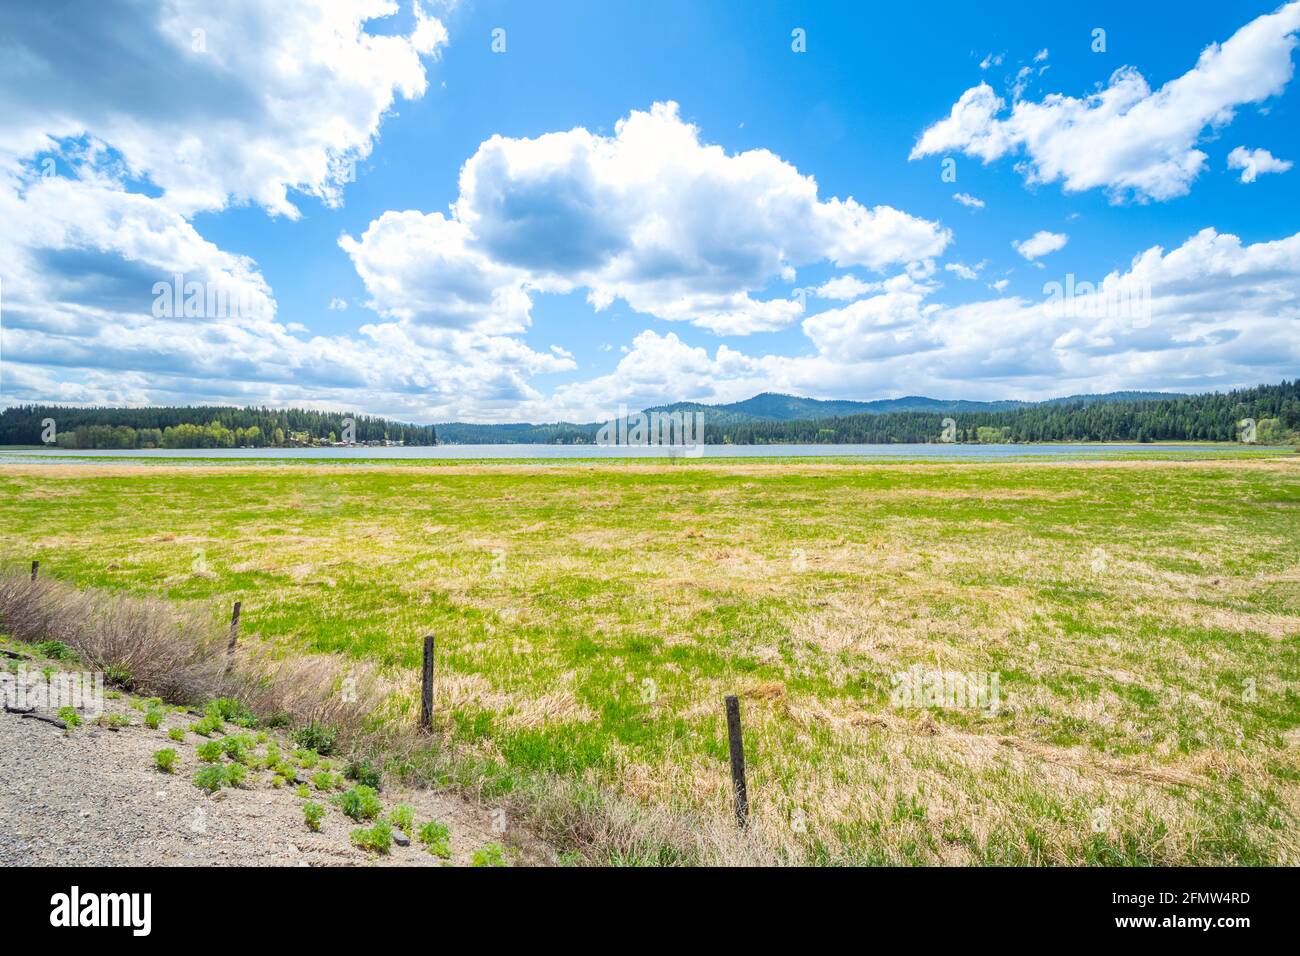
[0,442,1279,462]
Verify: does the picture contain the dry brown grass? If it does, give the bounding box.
[0,572,381,742]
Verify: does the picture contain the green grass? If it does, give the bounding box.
[2,455,1297,864]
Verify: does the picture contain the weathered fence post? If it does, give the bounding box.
[725,694,749,829]
[420,635,435,731]
[223,601,241,675]
[30,560,39,582]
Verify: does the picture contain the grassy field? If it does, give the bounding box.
[1,454,1298,864]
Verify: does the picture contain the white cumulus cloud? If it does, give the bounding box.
[812,275,880,300]
[345,102,951,336]
[911,3,1300,201]
[1227,146,1294,182]
[1013,231,1069,261]
[0,0,449,218]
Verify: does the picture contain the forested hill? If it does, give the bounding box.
[436,382,1298,445]
[643,389,1179,426]
[0,405,436,448]
[436,382,1297,445]
[714,381,1298,445]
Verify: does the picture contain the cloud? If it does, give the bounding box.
[546,227,1300,419]
[328,298,348,311]
[812,275,879,300]
[0,0,447,218]
[1033,49,1049,63]
[979,53,1004,70]
[953,192,985,209]
[340,211,535,335]
[1013,231,1068,260]
[0,172,573,421]
[349,101,950,336]
[912,3,1300,201]
[800,272,940,363]
[0,2,584,423]
[944,262,982,280]
[1227,146,1294,182]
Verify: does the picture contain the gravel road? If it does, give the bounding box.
[0,689,551,867]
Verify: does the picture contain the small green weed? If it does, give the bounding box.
[471,843,507,867]
[417,820,451,859]
[154,748,178,773]
[350,820,392,854]
[304,802,326,832]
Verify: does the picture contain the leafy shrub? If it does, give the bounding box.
[36,640,76,660]
[193,766,225,793]
[345,759,382,790]
[192,712,223,736]
[350,820,392,855]
[303,802,325,832]
[154,748,178,773]
[388,805,414,836]
[223,763,247,787]
[335,785,381,821]
[295,784,310,799]
[417,820,451,859]
[196,740,224,763]
[311,771,343,792]
[167,727,185,742]
[144,708,164,730]
[261,742,281,768]
[210,697,257,728]
[292,748,320,770]
[97,712,131,730]
[221,734,257,766]
[57,706,82,729]
[471,843,507,867]
[291,722,338,756]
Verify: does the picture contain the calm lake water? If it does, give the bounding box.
[0,442,1278,462]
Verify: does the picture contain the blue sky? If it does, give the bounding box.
[1,0,1297,422]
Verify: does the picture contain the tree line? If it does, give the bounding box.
[433,381,1298,446]
[2,382,1295,448]
[0,405,437,448]
[710,381,1299,445]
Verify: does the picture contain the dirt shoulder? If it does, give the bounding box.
[0,654,554,867]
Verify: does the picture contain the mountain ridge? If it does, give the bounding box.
[435,389,1186,441]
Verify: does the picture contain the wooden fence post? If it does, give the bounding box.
[30,560,39,582]
[223,601,241,675]
[420,635,435,731]
[725,695,749,829]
